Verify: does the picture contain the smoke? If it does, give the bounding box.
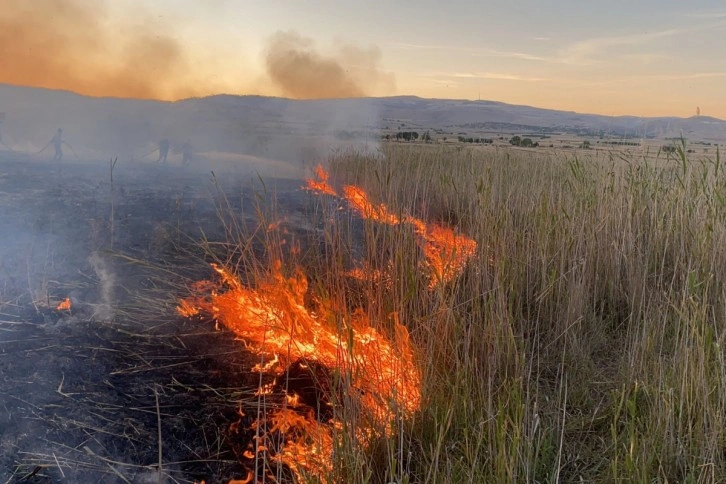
[89,252,115,321]
[265,31,395,99]
[0,0,210,100]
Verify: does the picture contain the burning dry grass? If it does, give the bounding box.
[170,142,725,482]
[317,143,726,483]
[176,168,468,481]
[7,144,725,483]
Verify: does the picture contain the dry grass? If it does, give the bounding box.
[10,141,723,482]
[279,141,725,482]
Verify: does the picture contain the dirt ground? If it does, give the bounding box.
[0,151,318,483]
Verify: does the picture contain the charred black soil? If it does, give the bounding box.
[0,152,315,483]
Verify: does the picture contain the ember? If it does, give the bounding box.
[56,297,72,311]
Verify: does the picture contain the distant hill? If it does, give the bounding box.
[0,83,724,161]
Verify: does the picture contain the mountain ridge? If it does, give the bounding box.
[0,83,724,161]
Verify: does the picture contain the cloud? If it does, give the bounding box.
[264,31,395,99]
[561,19,726,65]
[680,11,726,20]
[450,72,550,82]
[390,42,557,63]
[588,72,726,86]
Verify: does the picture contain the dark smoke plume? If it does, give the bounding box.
[265,31,395,99]
[0,0,209,100]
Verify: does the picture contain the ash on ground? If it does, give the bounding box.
[0,152,319,483]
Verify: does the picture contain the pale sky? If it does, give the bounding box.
[100,1,726,117]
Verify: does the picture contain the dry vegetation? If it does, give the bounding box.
[264,141,724,482]
[4,139,724,482]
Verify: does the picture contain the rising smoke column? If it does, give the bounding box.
[264,30,395,99]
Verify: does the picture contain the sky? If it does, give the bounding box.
[3,0,726,118]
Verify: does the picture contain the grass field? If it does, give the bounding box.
[245,141,725,482]
[2,140,723,482]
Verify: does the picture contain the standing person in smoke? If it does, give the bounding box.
[157,139,170,163]
[46,128,65,160]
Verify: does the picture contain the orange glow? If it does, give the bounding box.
[178,261,420,480]
[179,165,477,481]
[419,224,478,288]
[180,262,420,414]
[342,185,401,225]
[56,298,72,311]
[307,165,477,288]
[304,164,338,197]
[228,471,253,484]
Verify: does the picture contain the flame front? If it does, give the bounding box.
[178,261,420,481]
[307,165,477,288]
[179,165,476,482]
[183,262,420,415]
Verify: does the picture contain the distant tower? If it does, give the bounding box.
[696,106,701,116]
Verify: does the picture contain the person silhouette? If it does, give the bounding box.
[51,128,64,160]
[157,139,170,163]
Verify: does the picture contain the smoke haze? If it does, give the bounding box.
[1,3,394,101]
[0,0,217,100]
[265,31,395,99]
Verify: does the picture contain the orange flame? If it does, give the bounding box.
[419,224,478,288]
[180,165,477,481]
[342,185,401,225]
[306,165,477,288]
[180,262,420,415]
[56,298,72,311]
[304,164,337,197]
[178,261,420,480]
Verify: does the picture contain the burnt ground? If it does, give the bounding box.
[0,151,322,483]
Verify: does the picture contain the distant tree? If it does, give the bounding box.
[509,136,522,146]
[422,131,432,142]
[580,140,591,149]
[396,131,419,142]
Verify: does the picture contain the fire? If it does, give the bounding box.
[419,223,478,288]
[181,262,420,414]
[303,164,337,197]
[56,297,72,311]
[178,261,420,481]
[342,185,401,225]
[306,165,477,288]
[178,164,477,482]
